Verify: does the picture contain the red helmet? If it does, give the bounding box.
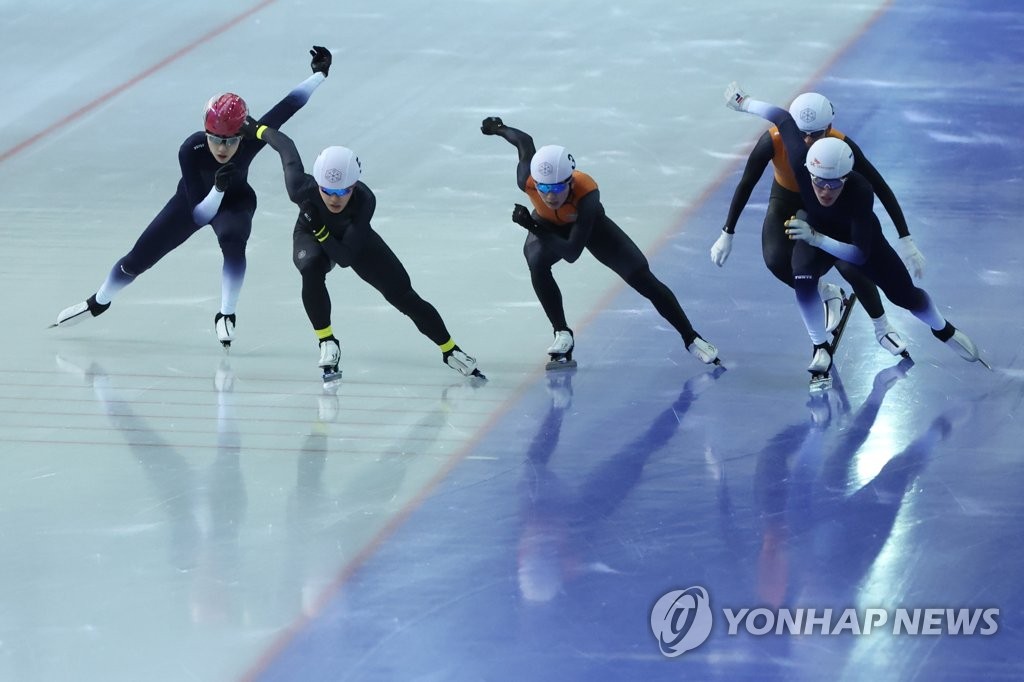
[203,93,248,136]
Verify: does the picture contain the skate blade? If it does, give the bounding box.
[322,370,343,386]
[809,373,833,392]
[469,368,488,382]
[546,359,578,371]
[977,356,993,371]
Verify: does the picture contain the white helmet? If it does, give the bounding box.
[312,146,361,190]
[789,92,835,133]
[530,145,576,184]
[805,137,854,179]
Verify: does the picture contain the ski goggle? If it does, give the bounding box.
[800,128,829,140]
[206,133,241,147]
[535,180,571,194]
[809,174,847,191]
[320,186,353,197]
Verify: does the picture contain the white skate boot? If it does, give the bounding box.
[215,313,236,349]
[687,336,720,365]
[943,327,981,362]
[546,330,576,370]
[808,342,834,392]
[52,294,110,328]
[319,337,342,385]
[818,281,844,334]
[873,317,908,357]
[443,346,486,379]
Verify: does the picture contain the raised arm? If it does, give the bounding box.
[243,120,310,204]
[232,46,331,165]
[481,116,537,191]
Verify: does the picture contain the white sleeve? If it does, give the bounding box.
[192,186,225,226]
[291,72,326,100]
[815,234,866,264]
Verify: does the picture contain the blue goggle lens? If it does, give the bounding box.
[536,180,570,194]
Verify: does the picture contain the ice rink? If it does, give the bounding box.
[1,1,1022,680]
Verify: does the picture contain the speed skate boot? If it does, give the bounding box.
[808,342,834,392]
[52,294,110,328]
[215,313,236,349]
[818,281,844,334]
[546,329,576,370]
[932,322,984,365]
[443,346,486,380]
[686,336,720,365]
[873,317,909,358]
[319,337,342,386]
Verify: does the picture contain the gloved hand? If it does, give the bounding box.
[238,115,260,140]
[310,45,332,76]
[298,201,324,236]
[724,81,750,112]
[897,235,926,279]
[710,229,734,267]
[784,215,821,247]
[512,203,538,232]
[214,162,238,192]
[481,116,505,135]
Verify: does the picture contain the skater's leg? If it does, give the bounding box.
[834,260,884,319]
[351,229,482,377]
[587,217,709,353]
[55,197,199,326]
[761,188,801,287]
[293,230,334,332]
[524,233,569,333]
[104,198,201,302]
[351,229,451,345]
[294,231,341,379]
[210,207,255,346]
[857,241,944,329]
[626,268,698,342]
[791,242,838,346]
[859,242,981,362]
[834,258,908,353]
[210,207,255,316]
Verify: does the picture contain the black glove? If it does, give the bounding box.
[512,203,538,232]
[297,201,322,234]
[481,116,505,135]
[238,115,259,140]
[310,45,332,76]
[214,162,238,192]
